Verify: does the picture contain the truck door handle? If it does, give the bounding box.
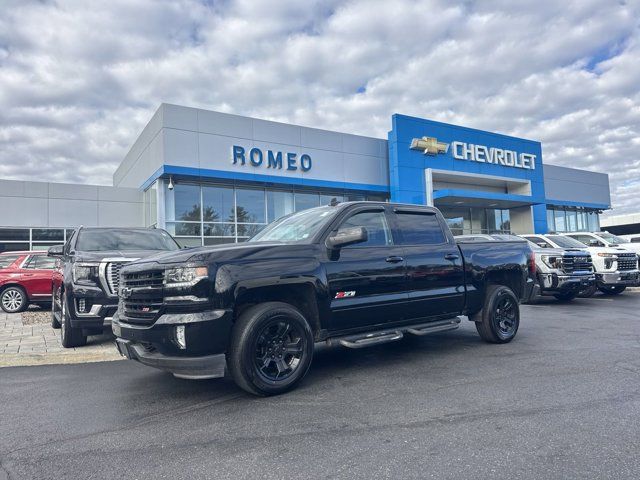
[385,256,404,263]
[444,253,460,261]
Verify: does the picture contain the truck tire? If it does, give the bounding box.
[227,302,314,396]
[60,292,87,348]
[471,284,519,344]
[553,291,577,302]
[578,284,597,298]
[1,286,28,313]
[598,285,626,295]
[51,288,61,329]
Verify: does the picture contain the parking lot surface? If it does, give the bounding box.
[1,291,639,479]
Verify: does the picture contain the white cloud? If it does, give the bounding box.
[0,0,638,214]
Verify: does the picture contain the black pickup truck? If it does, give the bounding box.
[48,227,181,348]
[113,202,537,395]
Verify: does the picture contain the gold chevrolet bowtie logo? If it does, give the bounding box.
[410,137,449,155]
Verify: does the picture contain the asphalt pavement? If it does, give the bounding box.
[1,291,639,479]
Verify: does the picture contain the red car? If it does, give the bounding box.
[0,251,56,313]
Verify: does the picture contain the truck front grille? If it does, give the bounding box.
[122,298,164,326]
[121,270,164,288]
[120,269,166,325]
[562,255,593,273]
[105,262,125,295]
[617,254,638,271]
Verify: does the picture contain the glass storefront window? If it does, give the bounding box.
[202,185,234,223]
[587,212,600,231]
[236,188,266,224]
[164,181,389,245]
[439,207,470,235]
[295,193,320,212]
[32,229,64,241]
[0,242,30,252]
[203,223,235,237]
[320,194,344,206]
[566,210,577,231]
[547,208,555,232]
[168,184,201,222]
[0,229,29,241]
[266,191,294,223]
[554,209,566,232]
[166,222,201,237]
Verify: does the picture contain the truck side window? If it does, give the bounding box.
[338,211,392,247]
[395,212,445,245]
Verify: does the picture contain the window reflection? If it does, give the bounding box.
[165,182,389,245]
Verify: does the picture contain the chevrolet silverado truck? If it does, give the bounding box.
[113,202,537,396]
[457,234,595,302]
[48,227,181,347]
[527,233,639,296]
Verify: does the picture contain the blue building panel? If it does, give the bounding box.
[388,113,547,228]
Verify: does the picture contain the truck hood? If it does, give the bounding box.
[581,246,633,255]
[73,250,176,263]
[612,243,640,254]
[128,241,291,266]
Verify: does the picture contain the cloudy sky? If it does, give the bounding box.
[0,0,639,215]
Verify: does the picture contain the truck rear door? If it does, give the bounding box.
[391,207,465,319]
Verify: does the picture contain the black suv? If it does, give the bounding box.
[48,227,181,348]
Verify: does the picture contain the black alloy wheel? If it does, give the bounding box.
[493,293,518,338]
[227,302,314,396]
[473,284,520,344]
[253,319,306,382]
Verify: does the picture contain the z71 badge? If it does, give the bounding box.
[335,291,356,299]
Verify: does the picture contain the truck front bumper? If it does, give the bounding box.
[538,273,595,294]
[597,271,640,286]
[115,338,226,379]
[112,309,233,379]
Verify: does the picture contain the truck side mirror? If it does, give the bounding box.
[588,239,603,247]
[536,242,548,248]
[47,245,64,257]
[326,227,368,250]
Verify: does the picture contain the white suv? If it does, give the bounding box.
[530,234,639,295]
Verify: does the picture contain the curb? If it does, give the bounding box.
[0,351,124,368]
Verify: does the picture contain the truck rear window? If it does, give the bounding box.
[395,212,445,245]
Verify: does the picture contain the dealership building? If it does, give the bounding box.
[0,103,611,251]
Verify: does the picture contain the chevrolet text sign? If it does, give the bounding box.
[451,141,536,170]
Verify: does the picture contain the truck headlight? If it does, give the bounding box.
[164,266,208,288]
[597,253,617,270]
[541,255,561,269]
[72,263,100,285]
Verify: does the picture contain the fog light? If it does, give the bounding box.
[78,299,86,313]
[175,325,186,350]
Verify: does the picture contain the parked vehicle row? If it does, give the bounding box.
[456,234,596,301]
[2,203,638,397]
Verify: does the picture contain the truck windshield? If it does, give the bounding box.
[76,230,180,252]
[597,232,628,244]
[547,235,587,249]
[250,206,337,243]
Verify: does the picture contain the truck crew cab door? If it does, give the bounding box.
[324,205,408,331]
[390,207,465,319]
